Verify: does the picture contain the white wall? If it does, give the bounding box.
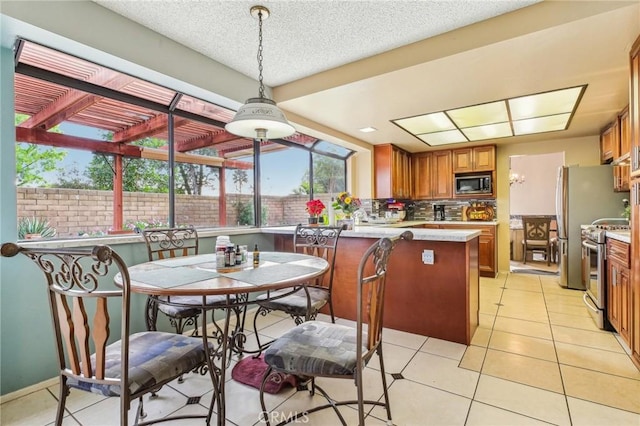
[509,152,564,216]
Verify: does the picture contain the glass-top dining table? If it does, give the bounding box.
[114,251,329,425]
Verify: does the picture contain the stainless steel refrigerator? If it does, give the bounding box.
[555,165,627,289]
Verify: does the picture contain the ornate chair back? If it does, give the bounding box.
[522,216,553,265]
[293,224,343,292]
[142,227,199,261]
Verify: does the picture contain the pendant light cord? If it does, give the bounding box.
[257,8,265,99]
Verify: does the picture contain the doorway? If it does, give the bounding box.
[509,152,564,274]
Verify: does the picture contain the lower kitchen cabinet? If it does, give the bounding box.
[631,179,640,369]
[419,223,497,277]
[607,238,631,346]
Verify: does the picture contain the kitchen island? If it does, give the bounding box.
[263,226,480,345]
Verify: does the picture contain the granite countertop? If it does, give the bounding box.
[261,225,481,242]
[357,220,498,228]
[606,230,631,244]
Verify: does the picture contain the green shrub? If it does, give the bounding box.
[17,217,57,239]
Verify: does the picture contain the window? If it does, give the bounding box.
[12,39,354,239]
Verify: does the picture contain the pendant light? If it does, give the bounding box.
[225,5,295,141]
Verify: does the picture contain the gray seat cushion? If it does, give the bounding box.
[157,294,232,317]
[67,332,209,397]
[255,287,328,316]
[264,321,367,377]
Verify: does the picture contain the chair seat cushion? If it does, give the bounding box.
[157,294,232,317]
[66,332,209,397]
[264,321,367,377]
[255,287,328,315]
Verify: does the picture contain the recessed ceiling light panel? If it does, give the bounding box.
[391,84,586,146]
[513,113,571,135]
[393,112,455,134]
[417,129,467,146]
[461,122,513,141]
[359,126,377,133]
[447,101,509,128]
[509,86,584,120]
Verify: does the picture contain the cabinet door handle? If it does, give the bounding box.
[613,266,617,286]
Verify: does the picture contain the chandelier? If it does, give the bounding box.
[509,172,525,186]
[225,5,295,142]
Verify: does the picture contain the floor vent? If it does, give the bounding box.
[391,373,404,380]
[186,396,201,405]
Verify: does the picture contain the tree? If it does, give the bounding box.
[293,154,345,195]
[85,136,218,194]
[56,164,94,189]
[231,169,253,225]
[14,114,67,187]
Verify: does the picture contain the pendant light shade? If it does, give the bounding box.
[225,5,295,141]
[225,97,295,140]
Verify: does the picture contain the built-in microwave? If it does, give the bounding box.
[455,174,492,195]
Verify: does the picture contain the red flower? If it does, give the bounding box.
[305,199,326,216]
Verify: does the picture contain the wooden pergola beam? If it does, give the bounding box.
[21,71,135,130]
[176,130,246,152]
[16,127,142,157]
[112,115,189,144]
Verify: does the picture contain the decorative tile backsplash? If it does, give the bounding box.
[367,198,498,222]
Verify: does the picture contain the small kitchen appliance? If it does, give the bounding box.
[433,204,445,221]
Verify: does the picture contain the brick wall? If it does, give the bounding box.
[16,188,330,237]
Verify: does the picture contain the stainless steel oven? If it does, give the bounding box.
[581,232,606,329]
[581,219,630,330]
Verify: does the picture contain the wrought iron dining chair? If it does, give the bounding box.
[142,227,232,336]
[258,230,413,426]
[250,224,343,354]
[521,216,553,266]
[0,243,213,426]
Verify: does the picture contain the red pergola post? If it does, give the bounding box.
[113,154,124,230]
[219,167,227,226]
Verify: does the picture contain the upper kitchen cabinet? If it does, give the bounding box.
[600,121,619,164]
[374,144,411,199]
[631,35,640,178]
[620,106,631,159]
[412,150,452,199]
[452,145,496,173]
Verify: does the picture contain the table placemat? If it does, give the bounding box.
[130,266,219,288]
[220,263,321,286]
[259,252,308,263]
[152,253,217,267]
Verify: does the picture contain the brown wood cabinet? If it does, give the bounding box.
[452,145,495,173]
[374,144,411,199]
[620,106,631,158]
[600,121,619,164]
[412,150,452,199]
[631,36,640,178]
[417,222,497,277]
[631,179,640,369]
[607,238,631,345]
[614,164,630,192]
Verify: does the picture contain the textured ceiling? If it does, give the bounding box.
[90,1,639,152]
[93,0,539,87]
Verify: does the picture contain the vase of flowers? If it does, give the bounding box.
[306,199,326,225]
[333,192,361,229]
[332,192,361,217]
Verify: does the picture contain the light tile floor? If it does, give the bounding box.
[2,272,640,425]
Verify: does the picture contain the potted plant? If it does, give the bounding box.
[305,199,326,225]
[17,216,57,240]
